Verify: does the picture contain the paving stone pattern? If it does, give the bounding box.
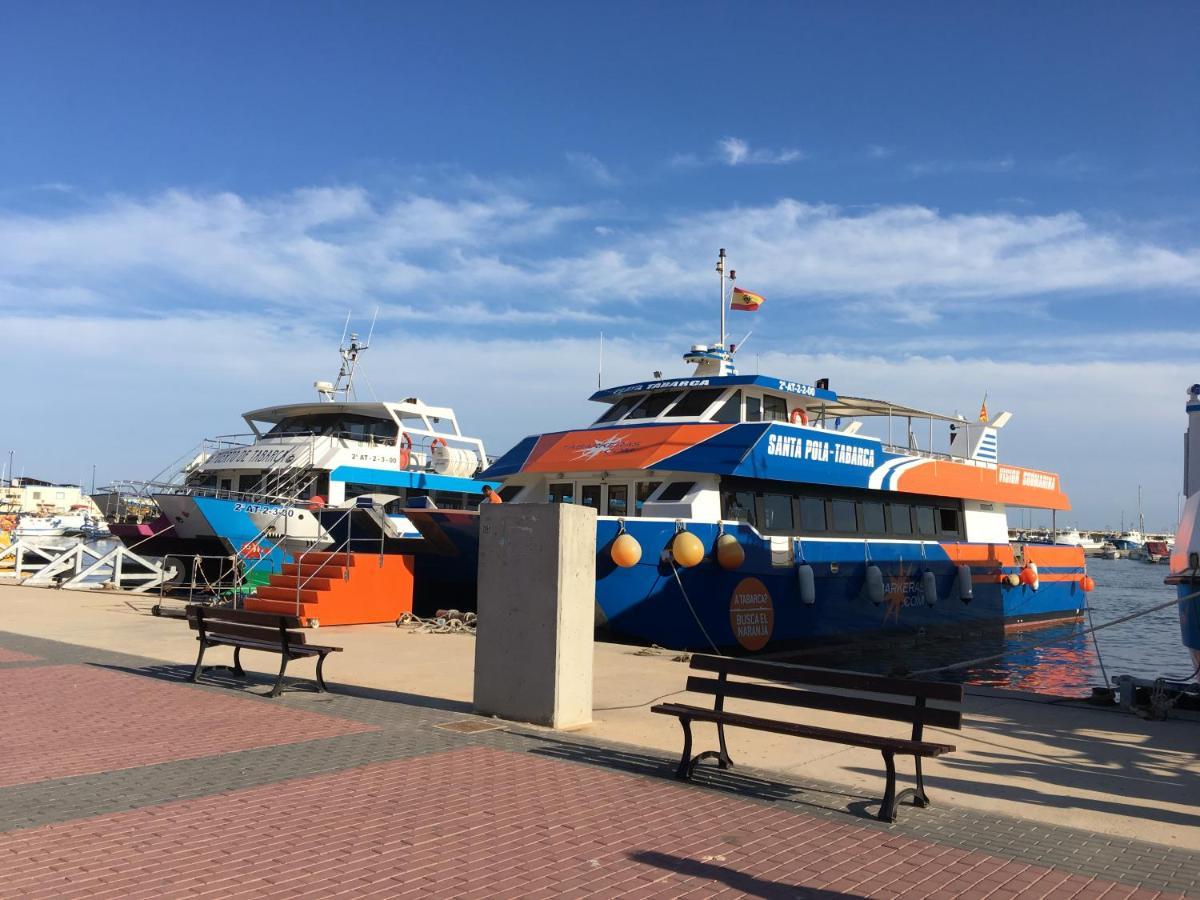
[0,663,377,787]
[0,629,1196,898]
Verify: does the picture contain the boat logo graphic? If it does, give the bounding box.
[570,434,641,461]
[730,577,774,651]
[884,560,919,622]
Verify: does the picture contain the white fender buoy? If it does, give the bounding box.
[797,564,816,605]
[956,564,974,603]
[921,570,938,606]
[864,565,884,606]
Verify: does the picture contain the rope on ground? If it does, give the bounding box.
[909,591,1194,678]
[396,610,477,635]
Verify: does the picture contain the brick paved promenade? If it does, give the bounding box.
[1,630,1196,899]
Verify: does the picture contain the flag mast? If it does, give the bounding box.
[717,248,726,349]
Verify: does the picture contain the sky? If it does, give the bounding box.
[1,2,1197,530]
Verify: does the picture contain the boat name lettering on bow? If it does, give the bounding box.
[208,448,297,465]
[766,434,875,467]
[998,467,1057,491]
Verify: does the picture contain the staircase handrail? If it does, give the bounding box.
[291,506,356,618]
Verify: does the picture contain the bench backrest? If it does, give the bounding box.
[686,654,963,739]
[186,605,308,648]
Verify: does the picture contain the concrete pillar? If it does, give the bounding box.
[473,502,596,728]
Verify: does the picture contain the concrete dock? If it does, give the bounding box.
[1,581,1198,897]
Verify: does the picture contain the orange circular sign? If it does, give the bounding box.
[730,577,774,651]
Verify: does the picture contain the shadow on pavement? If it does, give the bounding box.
[519,731,879,819]
[627,850,862,899]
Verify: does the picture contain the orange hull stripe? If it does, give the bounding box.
[896,460,1071,511]
[522,424,733,474]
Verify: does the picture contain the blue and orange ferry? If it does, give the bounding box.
[479,251,1092,652]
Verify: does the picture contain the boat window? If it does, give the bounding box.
[862,501,886,534]
[938,508,960,534]
[746,396,762,422]
[431,490,466,510]
[219,478,233,494]
[626,390,683,419]
[266,413,398,441]
[596,394,643,423]
[831,499,857,533]
[722,489,757,526]
[635,481,661,515]
[915,506,936,535]
[580,484,602,510]
[762,493,794,531]
[655,481,695,503]
[665,388,724,418]
[712,390,742,423]
[548,483,574,504]
[497,485,524,502]
[800,497,826,532]
[606,484,629,517]
[889,504,913,535]
[763,395,788,422]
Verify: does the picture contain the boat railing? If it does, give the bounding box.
[878,443,998,468]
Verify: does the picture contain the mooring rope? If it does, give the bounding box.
[668,559,723,657]
[909,591,1195,677]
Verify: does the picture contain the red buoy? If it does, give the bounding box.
[1080,575,1095,593]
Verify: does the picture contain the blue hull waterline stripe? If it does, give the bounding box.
[329,465,499,494]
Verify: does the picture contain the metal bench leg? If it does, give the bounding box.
[269,655,289,698]
[879,751,921,823]
[716,722,734,770]
[314,652,329,692]
[912,756,930,808]
[232,647,246,678]
[190,642,207,683]
[674,717,695,780]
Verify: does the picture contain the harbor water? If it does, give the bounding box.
[792,556,1194,696]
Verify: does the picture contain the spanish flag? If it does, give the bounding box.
[978,395,989,423]
[730,286,764,312]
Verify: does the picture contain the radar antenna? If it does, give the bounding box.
[315,320,371,402]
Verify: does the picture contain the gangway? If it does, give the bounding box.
[0,539,179,592]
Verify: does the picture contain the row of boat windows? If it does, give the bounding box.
[722,489,964,538]
[595,389,790,425]
[265,414,399,440]
[547,481,666,516]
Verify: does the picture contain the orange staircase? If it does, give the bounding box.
[245,551,415,627]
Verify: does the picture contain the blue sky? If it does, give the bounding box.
[2,3,1198,529]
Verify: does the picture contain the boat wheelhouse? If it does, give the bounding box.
[481,252,1089,652]
[105,332,491,581]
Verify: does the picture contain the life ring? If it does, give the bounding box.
[790,408,809,426]
[430,437,448,452]
[398,432,413,469]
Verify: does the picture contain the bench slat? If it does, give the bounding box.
[186,605,302,629]
[189,620,309,646]
[652,703,956,756]
[689,654,963,702]
[685,675,962,730]
[201,635,342,656]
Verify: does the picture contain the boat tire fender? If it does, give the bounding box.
[797,563,816,605]
[922,570,938,606]
[864,565,884,606]
[956,564,973,603]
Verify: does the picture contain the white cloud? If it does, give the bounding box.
[2,187,1198,333]
[866,144,894,160]
[718,136,803,166]
[565,152,619,186]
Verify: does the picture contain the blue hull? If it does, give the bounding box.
[597,520,1087,652]
[1179,583,1200,673]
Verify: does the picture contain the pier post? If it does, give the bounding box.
[473,502,596,728]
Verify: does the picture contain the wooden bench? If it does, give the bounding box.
[186,605,343,698]
[651,654,963,822]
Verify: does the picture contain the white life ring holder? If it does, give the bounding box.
[398,432,413,469]
[790,408,809,426]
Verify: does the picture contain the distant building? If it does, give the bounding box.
[0,478,95,515]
